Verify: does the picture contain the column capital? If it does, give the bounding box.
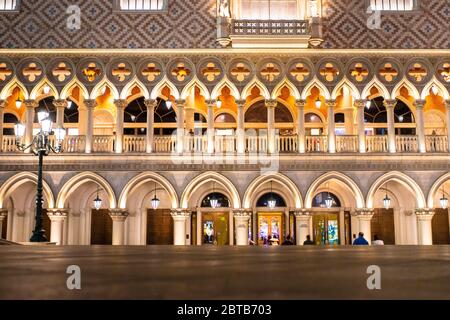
[144,99,157,109]
[175,99,186,107]
[295,99,307,108]
[233,209,252,219]
[352,208,374,219]
[170,208,191,219]
[52,99,68,109]
[326,99,337,108]
[109,209,129,221]
[235,99,246,107]
[294,209,311,217]
[114,99,127,109]
[84,99,97,109]
[205,99,217,108]
[265,99,277,109]
[415,208,435,220]
[46,209,69,221]
[24,100,38,108]
[414,99,426,108]
[383,99,397,108]
[354,99,367,109]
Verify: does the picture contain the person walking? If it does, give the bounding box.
[353,232,369,245]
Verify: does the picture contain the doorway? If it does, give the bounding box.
[257,212,284,245]
[202,212,229,245]
[370,208,395,244]
[147,209,173,245]
[313,213,339,245]
[90,209,113,245]
[432,209,450,244]
[1,214,7,239]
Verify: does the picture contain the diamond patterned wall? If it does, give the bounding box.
[0,0,447,49]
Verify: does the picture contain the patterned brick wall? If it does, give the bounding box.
[0,0,447,49]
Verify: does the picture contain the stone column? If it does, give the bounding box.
[445,100,450,152]
[144,99,157,153]
[114,99,126,154]
[109,209,129,246]
[295,210,311,245]
[295,99,306,153]
[84,99,96,154]
[206,100,215,154]
[47,209,68,245]
[24,100,37,153]
[233,209,251,246]
[354,100,366,153]
[326,99,337,153]
[176,100,185,154]
[236,100,246,154]
[171,209,190,245]
[414,100,426,153]
[415,208,435,245]
[352,209,374,244]
[0,209,7,238]
[0,100,5,152]
[53,99,68,129]
[265,99,277,154]
[384,99,397,153]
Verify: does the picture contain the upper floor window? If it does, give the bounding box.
[116,0,167,12]
[233,0,302,20]
[0,0,19,12]
[368,0,417,11]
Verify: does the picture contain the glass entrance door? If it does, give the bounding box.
[257,212,283,245]
[202,212,229,246]
[313,213,339,245]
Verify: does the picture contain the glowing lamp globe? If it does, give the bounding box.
[383,195,391,210]
[151,196,160,210]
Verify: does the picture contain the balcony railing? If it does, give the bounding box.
[231,19,309,36]
[1,134,448,154]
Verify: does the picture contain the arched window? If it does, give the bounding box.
[215,113,236,123]
[3,113,18,135]
[245,101,293,123]
[64,100,79,123]
[34,97,56,123]
[312,192,341,208]
[256,192,286,207]
[201,193,230,208]
[154,97,177,135]
[125,98,147,123]
[305,112,322,123]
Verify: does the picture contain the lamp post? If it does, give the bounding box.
[14,110,66,242]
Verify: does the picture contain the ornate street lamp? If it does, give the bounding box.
[151,181,160,210]
[210,181,219,209]
[15,98,22,109]
[383,183,391,210]
[267,181,277,209]
[14,111,66,242]
[440,186,448,209]
[216,98,222,108]
[93,187,102,210]
[315,97,321,109]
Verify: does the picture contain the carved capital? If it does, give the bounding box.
[295,99,307,108]
[109,209,129,221]
[235,100,246,108]
[46,209,69,221]
[415,208,435,220]
[175,99,186,108]
[144,99,157,110]
[0,208,7,219]
[233,209,252,220]
[383,99,397,109]
[170,208,191,219]
[414,99,426,109]
[52,99,68,109]
[84,99,97,109]
[114,99,127,110]
[352,208,374,219]
[294,209,311,217]
[265,99,277,109]
[205,99,217,109]
[354,99,367,109]
[24,100,38,109]
[326,99,337,108]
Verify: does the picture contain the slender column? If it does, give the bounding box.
[176,100,185,154]
[295,210,311,245]
[415,209,435,245]
[206,100,215,154]
[265,99,277,154]
[24,100,37,153]
[326,99,337,153]
[0,209,7,238]
[114,99,126,154]
[233,209,251,246]
[84,99,96,154]
[352,209,374,244]
[53,99,67,128]
[354,100,366,153]
[414,100,426,153]
[109,209,129,245]
[445,100,450,152]
[295,99,306,153]
[384,99,397,153]
[171,209,190,245]
[46,209,68,245]
[144,99,156,153]
[0,100,5,152]
[236,100,246,154]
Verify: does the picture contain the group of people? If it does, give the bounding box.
[253,232,385,246]
[352,232,385,245]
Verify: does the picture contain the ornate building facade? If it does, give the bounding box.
[0,0,449,246]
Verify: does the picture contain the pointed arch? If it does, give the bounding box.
[421,77,449,100]
[30,78,60,100]
[56,172,117,209]
[427,173,450,208]
[150,76,180,100]
[118,172,179,209]
[181,172,240,209]
[241,78,271,100]
[243,172,302,209]
[90,78,120,100]
[211,77,240,100]
[271,78,300,100]
[0,77,29,100]
[60,77,89,100]
[120,77,150,100]
[180,76,211,100]
[331,78,361,100]
[361,78,390,100]
[366,171,426,209]
[301,77,331,100]
[0,172,55,209]
[391,78,420,100]
[304,172,364,209]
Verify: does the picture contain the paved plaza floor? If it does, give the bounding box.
[0,246,449,300]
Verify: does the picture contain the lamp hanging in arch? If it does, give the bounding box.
[324,183,333,209]
[210,181,219,209]
[383,182,391,210]
[440,185,448,209]
[93,186,102,210]
[267,181,277,209]
[151,181,160,210]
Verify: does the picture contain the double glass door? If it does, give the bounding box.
[313,213,339,245]
[202,212,229,246]
[257,212,283,245]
